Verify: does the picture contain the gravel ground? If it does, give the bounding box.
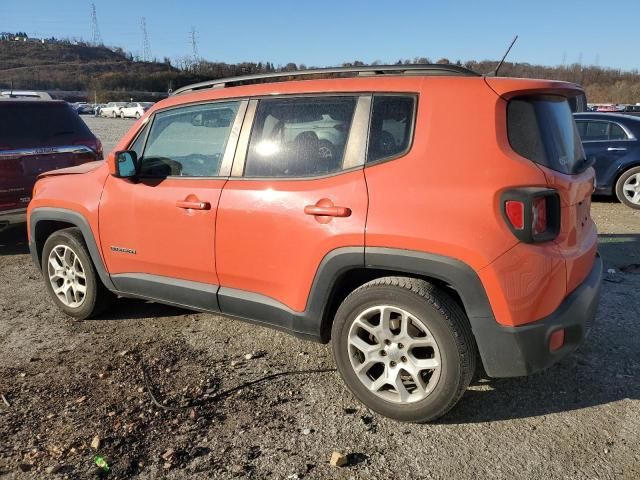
[0,118,638,479]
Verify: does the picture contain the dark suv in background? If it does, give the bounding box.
[574,112,640,209]
[0,98,102,228]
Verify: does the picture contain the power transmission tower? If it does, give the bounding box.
[141,17,151,62]
[90,3,102,45]
[190,27,199,65]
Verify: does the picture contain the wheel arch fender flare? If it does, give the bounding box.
[306,246,497,339]
[614,161,640,184]
[29,207,115,290]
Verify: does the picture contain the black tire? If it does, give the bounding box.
[331,276,477,423]
[615,166,640,209]
[41,228,115,320]
[135,112,141,119]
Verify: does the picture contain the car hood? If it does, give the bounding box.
[37,160,104,179]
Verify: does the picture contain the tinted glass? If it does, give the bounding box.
[508,95,587,174]
[584,121,609,141]
[245,96,357,177]
[141,102,239,177]
[367,96,415,163]
[0,102,93,148]
[576,120,587,138]
[609,123,628,140]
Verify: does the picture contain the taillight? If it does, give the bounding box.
[74,138,103,160]
[501,188,560,243]
[532,197,547,235]
[504,201,525,230]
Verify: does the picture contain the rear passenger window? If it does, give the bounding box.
[367,96,416,163]
[140,101,239,177]
[244,96,357,177]
[584,121,609,141]
[609,123,628,140]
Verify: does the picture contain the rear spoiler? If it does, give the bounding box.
[484,77,587,111]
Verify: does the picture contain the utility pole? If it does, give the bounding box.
[90,3,102,45]
[141,17,151,62]
[190,27,199,67]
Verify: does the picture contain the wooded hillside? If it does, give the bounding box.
[0,39,638,103]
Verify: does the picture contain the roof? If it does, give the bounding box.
[0,98,65,105]
[173,64,480,96]
[0,90,52,100]
[574,112,640,122]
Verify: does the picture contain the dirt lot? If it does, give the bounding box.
[0,117,639,479]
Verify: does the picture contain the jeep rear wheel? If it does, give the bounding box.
[331,277,476,422]
[42,228,115,319]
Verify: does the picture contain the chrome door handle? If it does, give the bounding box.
[607,147,627,151]
[176,200,210,210]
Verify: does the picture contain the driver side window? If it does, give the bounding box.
[140,101,239,177]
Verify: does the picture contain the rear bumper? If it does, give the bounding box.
[475,253,603,377]
[0,208,27,228]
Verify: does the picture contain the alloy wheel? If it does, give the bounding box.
[347,305,441,404]
[622,173,640,205]
[47,245,87,308]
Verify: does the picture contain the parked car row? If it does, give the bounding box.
[98,101,154,119]
[587,103,640,115]
[66,101,156,118]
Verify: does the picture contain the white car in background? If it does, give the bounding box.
[119,102,154,119]
[100,102,127,118]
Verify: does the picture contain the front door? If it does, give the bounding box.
[215,95,370,322]
[99,100,246,308]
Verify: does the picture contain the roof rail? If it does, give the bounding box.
[172,64,479,96]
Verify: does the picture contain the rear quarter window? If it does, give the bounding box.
[367,95,416,163]
[507,95,588,174]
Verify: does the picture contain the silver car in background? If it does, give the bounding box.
[100,102,127,118]
[119,102,154,119]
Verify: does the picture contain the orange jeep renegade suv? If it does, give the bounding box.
[27,65,602,422]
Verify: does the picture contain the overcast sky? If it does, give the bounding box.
[2,0,638,70]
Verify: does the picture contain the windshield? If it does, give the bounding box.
[508,95,588,174]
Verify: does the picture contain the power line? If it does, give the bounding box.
[141,17,151,61]
[89,3,102,45]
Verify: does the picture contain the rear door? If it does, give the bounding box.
[0,101,98,212]
[215,95,370,319]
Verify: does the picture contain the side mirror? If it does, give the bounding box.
[113,150,138,178]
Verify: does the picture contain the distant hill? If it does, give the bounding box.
[0,40,198,100]
[1,39,639,103]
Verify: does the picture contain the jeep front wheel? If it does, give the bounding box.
[331,277,476,422]
[42,228,115,319]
